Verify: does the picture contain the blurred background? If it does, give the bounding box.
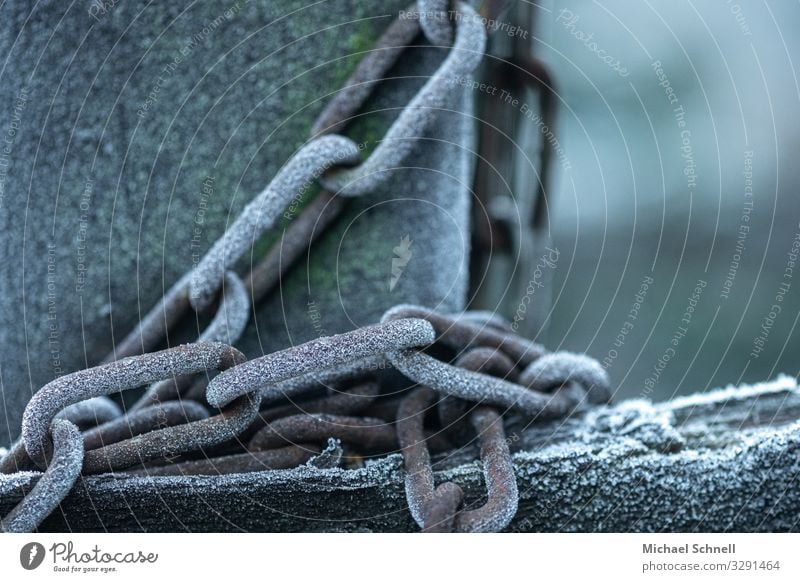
[474,0,800,402]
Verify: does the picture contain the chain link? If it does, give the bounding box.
[319,2,486,196]
[418,0,455,46]
[1,420,83,533]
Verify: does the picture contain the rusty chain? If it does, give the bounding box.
[2,303,610,530]
[0,2,598,533]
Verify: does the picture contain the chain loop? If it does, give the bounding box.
[388,348,564,417]
[81,392,258,474]
[56,397,123,428]
[382,304,546,366]
[1,419,83,533]
[189,136,361,311]
[131,271,250,411]
[319,1,486,196]
[451,406,518,532]
[418,0,454,46]
[519,352,612,405]
[205,318,435,408]
[104,0,487,364]
[437,346,517,441]
[396,386,439,528]
[22,342,244,464]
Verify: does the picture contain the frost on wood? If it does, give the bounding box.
[1,376,798,532]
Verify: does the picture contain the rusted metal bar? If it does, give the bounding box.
[81,391,259,474]
[453,406,518,532]
[311,9,422,137]
[396,386,438,528]
[229,380,381,447]
[421,482,464,533]
[82,401,210,451]
[244,191,345,304]
[257,381,379,424]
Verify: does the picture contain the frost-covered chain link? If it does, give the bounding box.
[131,271,250,411]
[1,419,83,533]
[418,0,454,46]
[106,0,486,366]
[188,136,361,311]
[398,396,518,533]
[392,306,610,532]
[191,1,486,304]
[22,342,244,464]
[205,318,436,408]
[319,2,485,196]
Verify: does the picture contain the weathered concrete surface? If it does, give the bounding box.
[0,1,474,445]
[2,377,798,532]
